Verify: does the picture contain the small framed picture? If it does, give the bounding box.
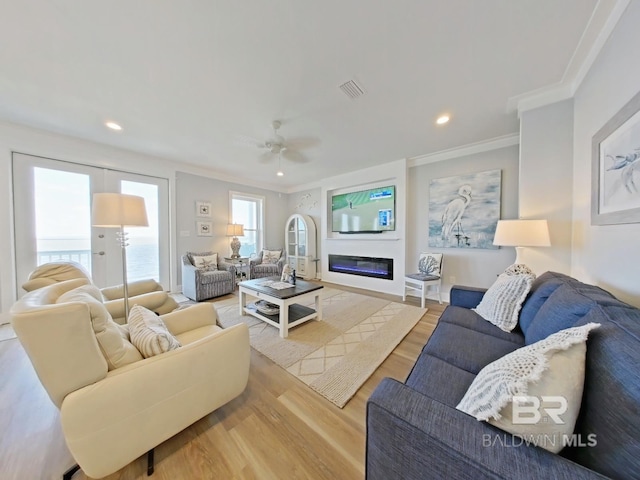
[196,201,212,217]
[197,221,212,236]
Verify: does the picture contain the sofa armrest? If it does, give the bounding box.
[104,291,179,323]
[218,261,237,277]
[450,285,487,309]
[60,322,250,479]
[366,378,607,480]
[161,302,218,336]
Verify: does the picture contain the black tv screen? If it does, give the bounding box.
[331,185,395,233]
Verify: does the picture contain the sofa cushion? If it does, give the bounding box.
[57,285,143,370]
[525,285,597,344]
[472,273,534,332]
[564,303,640,478]
[128,304,181,358]
[519,272,566,336]
[423,320,522,374]
[406,353,476,407]
[456,323,600,453]
[439,305,524,345]
[200,270,232,285]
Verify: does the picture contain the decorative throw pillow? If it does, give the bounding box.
[128,304,181,358]
[472,273,534,332]
[418,253,442,277]
[57,285,143,370]
[262,249,282,264]
[192,253,218,271]
[456,323,600,453]
[503,263,536,278]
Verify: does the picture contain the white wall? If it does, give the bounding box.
[408,145,520,300]
[571,0,640,306]
[321,159,407,296]
[519,99,574,275]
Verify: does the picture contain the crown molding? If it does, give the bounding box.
[408,134,519,167]
[507,0,630,116]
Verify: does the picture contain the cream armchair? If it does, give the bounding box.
[11,279,250,479]
[21,261,178,323]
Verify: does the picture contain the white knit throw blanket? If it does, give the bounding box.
[456,323,600,421]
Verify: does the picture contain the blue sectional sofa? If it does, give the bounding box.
[366,272,640,479]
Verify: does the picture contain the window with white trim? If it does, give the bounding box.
[229,191,264,257]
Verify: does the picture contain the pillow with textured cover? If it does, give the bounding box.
[192,253,218,271]
[418,253,442,277]
[503,263,535,277]
[262,249,282,264]
[456,323,600,453]
[128,304,181,358]
[472,273,534,332]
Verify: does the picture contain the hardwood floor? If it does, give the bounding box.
[0,283,444,480]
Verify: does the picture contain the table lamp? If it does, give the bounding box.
[493,219,550,264]
[226,223,244,258]
[92,193,149,321]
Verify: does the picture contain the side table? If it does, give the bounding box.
[224,257,249,283]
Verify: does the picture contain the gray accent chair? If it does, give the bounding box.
[182,252,236,301]
[248,248,286,280]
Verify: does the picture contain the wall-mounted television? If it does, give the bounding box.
[331,185,395,233]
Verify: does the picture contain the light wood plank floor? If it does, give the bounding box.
[0,282,444,480]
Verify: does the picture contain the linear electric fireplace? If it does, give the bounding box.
[328,254,394,280]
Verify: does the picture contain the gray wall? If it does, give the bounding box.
[408,145,519,297]
[519,99,574,275]
[175,171,289,286]
[570,0,640,307]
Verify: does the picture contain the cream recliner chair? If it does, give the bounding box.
[11,279,250,479]
[21,261,178,323]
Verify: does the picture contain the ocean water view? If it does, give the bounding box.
[37,238,159,283]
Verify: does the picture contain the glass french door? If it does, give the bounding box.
[12,153,170,294]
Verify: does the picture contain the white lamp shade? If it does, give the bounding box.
[226,223,244,236]
[493,219,550,247]
[92,193,149,227]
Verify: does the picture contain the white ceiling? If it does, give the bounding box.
[0,1,621,190]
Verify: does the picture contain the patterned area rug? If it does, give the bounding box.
[215,288,427,408]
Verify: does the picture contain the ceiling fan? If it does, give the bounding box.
[234,120,318,165]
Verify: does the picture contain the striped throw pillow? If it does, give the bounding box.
[128,304,181,358]
[472,273,534,332]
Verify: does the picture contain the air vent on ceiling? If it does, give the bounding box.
[339,79,365,99]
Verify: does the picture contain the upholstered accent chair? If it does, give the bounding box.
[182,252,236,301]
[403,253,443,307]
[11,279,250,480]
[22,261,178,324]
[248,248,286,280]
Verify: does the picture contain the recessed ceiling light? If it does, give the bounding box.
[436,115,450,125]
[276,170,284,177]
[105,121,122,131]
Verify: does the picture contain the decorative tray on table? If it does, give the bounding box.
[255,300,280,315]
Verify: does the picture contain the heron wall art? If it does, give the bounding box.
[428,169,501,249]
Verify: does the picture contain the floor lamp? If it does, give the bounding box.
[92,193,149,321]
[493,219,550,264]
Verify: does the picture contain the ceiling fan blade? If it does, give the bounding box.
[258,151,275,163]
[285,136,321,150]
[233,134,266,149]
[281,149,308,163]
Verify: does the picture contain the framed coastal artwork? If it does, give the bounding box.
[196,201,212,217]
[197,221,212,236]
[428,169,501,249]
[591,89,640,225]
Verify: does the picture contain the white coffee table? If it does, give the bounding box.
[238,277,323,338]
